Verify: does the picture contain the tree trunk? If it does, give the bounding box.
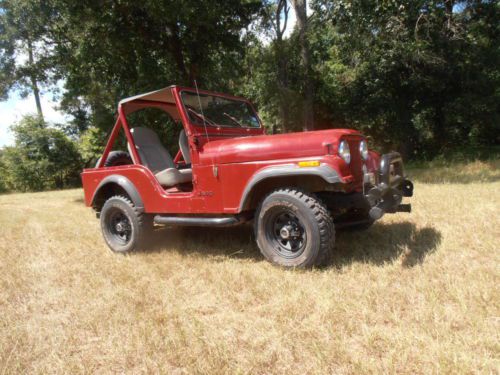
[291,0,314,131]
[274,0,289,133]
[167,23,190,85]
[445,0,455,30]
[433,101,447,152]
[188,63,201,87]
[27,38,43,120]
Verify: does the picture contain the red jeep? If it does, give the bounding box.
[81,86,413,268]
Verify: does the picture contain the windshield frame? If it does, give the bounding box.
[179,89,263,130]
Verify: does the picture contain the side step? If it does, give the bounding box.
[153,215,241,227]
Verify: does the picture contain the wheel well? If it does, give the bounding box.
[241,175,335,212]
[92,183,130,212]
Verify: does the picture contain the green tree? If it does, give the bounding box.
[78,127,108,168]
[48,0,262,134]
[1,0,498,171]
[0,0,58,119]
[291,0,314,131]
[0,149,8,193]
[309,0,499,157]
[257,0,294,132]
[1,115,82,191]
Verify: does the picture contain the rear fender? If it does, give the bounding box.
[91,175,144,212]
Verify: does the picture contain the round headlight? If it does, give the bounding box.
[338,140,351,164]
[359,140,369,160]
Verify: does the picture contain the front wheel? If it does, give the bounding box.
[100,195,152,253]
[255,188,334,268]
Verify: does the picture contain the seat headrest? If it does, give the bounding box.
[178,129,191,164]
[130,127,162,146]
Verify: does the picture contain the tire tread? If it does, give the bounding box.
[255,188,334,267]
[101,195,151,252]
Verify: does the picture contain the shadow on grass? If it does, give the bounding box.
[334,222,442,268]
[142,221,441,269]
[144,224,261,261]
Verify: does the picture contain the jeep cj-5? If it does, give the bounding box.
[81,86,413,268]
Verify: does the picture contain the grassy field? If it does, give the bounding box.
[0,160,499,374]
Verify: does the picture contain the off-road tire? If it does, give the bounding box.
[96,150,133,168]
[100,195,152,253]
[255,188,334,268]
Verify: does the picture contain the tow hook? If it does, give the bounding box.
[397,204,412,213]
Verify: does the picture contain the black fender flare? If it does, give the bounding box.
[238,164,342,211]
[91,175,144,211]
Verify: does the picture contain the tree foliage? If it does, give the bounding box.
[49,0,262,134]
[308,0,500,156]
[1,116,81,191]
[0,0,58,118]
[0,0,498,193]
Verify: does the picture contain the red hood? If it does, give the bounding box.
[199,129,363,165]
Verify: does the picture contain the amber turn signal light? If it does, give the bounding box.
[298,160,320,167]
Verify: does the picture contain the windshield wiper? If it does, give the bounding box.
[187,107,217,126]
[223,112,243,127]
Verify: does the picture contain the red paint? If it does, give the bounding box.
[82,85,380,214]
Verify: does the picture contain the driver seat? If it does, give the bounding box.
[178,129,191,166]
[129,127,192,187]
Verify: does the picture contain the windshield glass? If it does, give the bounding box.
[180,91,261,128]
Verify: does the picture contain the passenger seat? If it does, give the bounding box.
[178,129,191,166]
[128,127,192,187]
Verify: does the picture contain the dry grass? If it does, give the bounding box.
[408,159,500,184]
[0,161,499,374]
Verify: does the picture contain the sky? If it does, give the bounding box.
[0,91,68,146]
[0,5,302,148]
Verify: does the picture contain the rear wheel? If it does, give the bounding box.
[100,195,151,253]
[255,188,334,268]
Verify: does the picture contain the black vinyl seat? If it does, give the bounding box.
[178,129,191,166]
[128,127,192,187]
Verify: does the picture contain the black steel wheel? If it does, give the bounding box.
[265,208,307,259]
[255,188,334,268]
[100,195,151,253]
[106,209,132,245]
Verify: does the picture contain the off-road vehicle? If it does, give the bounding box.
[81,86,413,268]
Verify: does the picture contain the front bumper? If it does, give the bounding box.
[364,152,414,220]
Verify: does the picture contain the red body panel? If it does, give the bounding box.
[81,85,378,215]
[199,129,361,165]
